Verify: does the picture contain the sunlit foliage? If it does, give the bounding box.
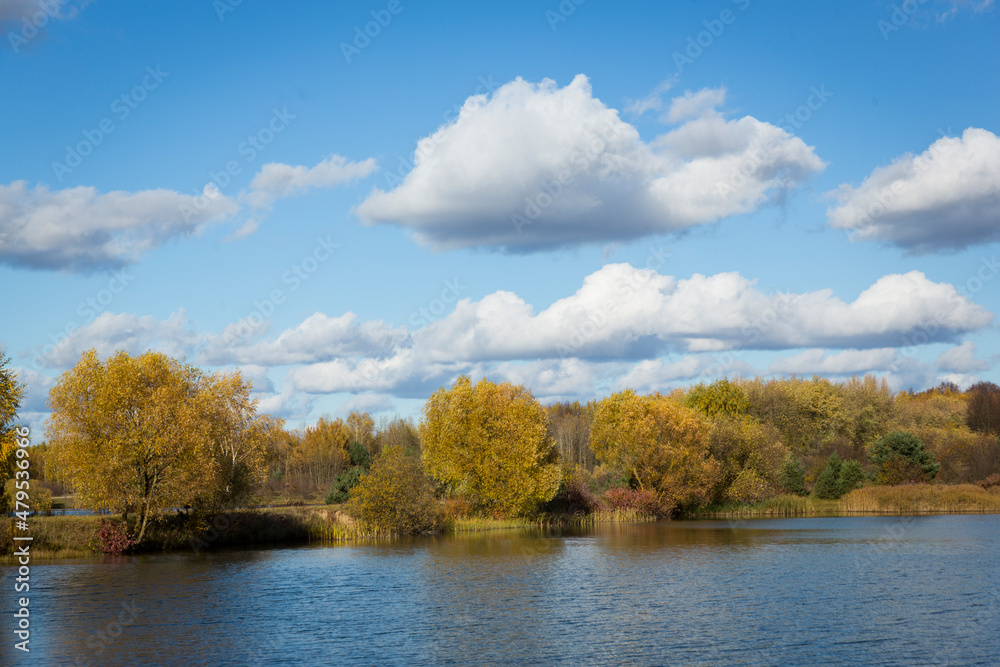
[685,379,749,418]
[420,376,561,516]
[0,351,26,478]
[589,390,720,512]
[349,445,446,535]
[47,350,280,542]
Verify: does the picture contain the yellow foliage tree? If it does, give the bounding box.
[420,376,561,516]
[285,417,352,492]
[48,350,279,543]
[0,351,26,478]
[200,371,285,508]
[589,390,720,511]
[707,414,788,503]
[349,445,445,535]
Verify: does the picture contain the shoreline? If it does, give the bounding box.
[5,484,999,562]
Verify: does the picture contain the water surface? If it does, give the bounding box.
[4,515,998,665]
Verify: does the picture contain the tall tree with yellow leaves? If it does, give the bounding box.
[420,376,560,516]
[48,350,280,543]
[589,390,720,512]
[0,351,26,478]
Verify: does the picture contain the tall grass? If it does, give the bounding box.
[841,484,1000,514]
[591,507,659,523]
[688,494,834,518]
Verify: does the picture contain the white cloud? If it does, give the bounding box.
[614,356,752,394]
[246,154,377,209]
[935,341,990,372]
[666,87,728,123]
[766,348,902,375]
[336,393,397,417]
[11,365,56,413]
[0,181,237,271]
[200,312,405,366]
[279,264,991,396]
[35,309,199,368]
[356,75,825,252]
[411,264,991,360]
[827,128,1000,252]
[625,78,675,116]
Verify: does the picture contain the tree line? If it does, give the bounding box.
[2,349,1000,540]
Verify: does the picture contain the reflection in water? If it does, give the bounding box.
[2,516,998,665]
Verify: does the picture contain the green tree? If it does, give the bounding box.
[838,460,865,496]
[325,440,372,504]
[813,453,843,499]
[779,458,807,496]
[868,430,941,484]
[420,376,560,516]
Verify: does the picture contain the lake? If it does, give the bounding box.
[4,515,999,665]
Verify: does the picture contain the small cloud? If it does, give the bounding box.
[245,154,377,209]
[827,128,1000,252]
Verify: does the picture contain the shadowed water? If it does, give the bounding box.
[3,515,999,665]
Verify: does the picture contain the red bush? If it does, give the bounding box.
[96,518,136,554]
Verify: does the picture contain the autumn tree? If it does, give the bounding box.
[199,371,285,508]
[347,410,377,455]
[685,379,749,418]
[374,416,421,457]
[284,416,352,494]
[707,414,788,503]
[48,350,211,543]
[966,382,1000,436]
[420,376,561,516]
[349,445,445,535]
[546,401,596,469]
[589,390,720,512]
[0,351,26,478]
[48,350,280,543]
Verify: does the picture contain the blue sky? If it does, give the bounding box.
[2,0,999,433]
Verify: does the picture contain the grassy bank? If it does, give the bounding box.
[840,483,1000,514]
[687,495,841,518]
[688,485,1000,518]
[7,485,999,560]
